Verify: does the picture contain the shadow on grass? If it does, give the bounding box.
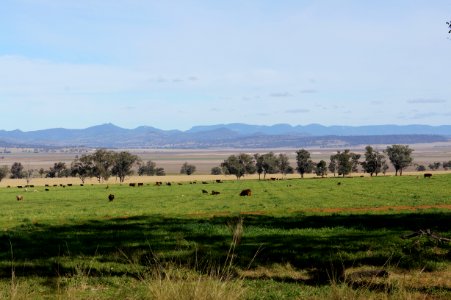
[0,212,450,285]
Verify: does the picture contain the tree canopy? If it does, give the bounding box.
[295,149,313,178]
[221,153,256,179]
[385,145,413,176]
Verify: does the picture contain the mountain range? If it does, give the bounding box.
[0,123,449,149]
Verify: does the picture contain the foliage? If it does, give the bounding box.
[361,145,386,176]
[180,162,197,175]
[428,162,441,170]
[71,154,93,183]
[385,144,414,176]
[314,160,327,177]
[295,149,313,178]
[46,162,67,178]
[155,167,166,176]
[210,166,222,175]
[10,162,24,179]
[278,153,292,177]
[0,165,8,182]
[416,164,426,171]
[255,152,279,180]
[328,154,337,176]
[331,149,359,177]
[112,151,139,183]
[138,160,157,176]
[221,153,256,179]
[443,160,451,170]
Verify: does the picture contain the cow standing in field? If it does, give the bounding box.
[16,195,23,201]
[108,194,115,201]
[424,173,433,178]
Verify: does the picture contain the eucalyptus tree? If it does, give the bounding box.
[385,145,413,176]
[295,149,313,178]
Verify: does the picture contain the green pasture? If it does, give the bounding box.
[0,174,450,299]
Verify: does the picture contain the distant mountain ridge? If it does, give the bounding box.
[0,123,449,148]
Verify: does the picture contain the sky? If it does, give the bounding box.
[1,0,451,131]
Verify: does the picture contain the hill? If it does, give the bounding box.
[0,123,449,148]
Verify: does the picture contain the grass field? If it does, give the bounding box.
[0,174,450,299]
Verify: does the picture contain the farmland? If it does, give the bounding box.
[0,173,450,299]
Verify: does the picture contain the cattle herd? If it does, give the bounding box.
[11,171,437,202]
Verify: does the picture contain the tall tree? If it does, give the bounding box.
[210,166,222,175]
[428,162,441,171]
[180,162,197,175]
[328,154,337,177]
[10,162,24,179]
[254,153,264,180]
[0,165,8,182]
[385,145,413,176]
[71,154,93,183]
[295,149,313,178]
[335,150,355,177]
[278,153,292,177]
[221,153,256,179]
[255,152,279,180]
[46,162,67,178]
[112,151,139,183]
[361,145,386,176]
[138,160,157,176]
[91,149,115,182]
[315,160,327,177]
[443,160,451,170]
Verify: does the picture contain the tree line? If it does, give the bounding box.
[216,145,450,179]
[0,149,166,183]
[0,145,450,183]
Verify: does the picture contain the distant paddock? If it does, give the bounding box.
[1,171,450,187]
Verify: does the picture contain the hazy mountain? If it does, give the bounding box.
[0,123,449,148]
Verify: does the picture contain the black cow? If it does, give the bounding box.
[108,194,115,201]
[424,173,433,178]
[240,189,252,196]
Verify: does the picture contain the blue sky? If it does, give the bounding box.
[1,0,450,131]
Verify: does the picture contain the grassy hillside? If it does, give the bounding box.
[0,175,450,299]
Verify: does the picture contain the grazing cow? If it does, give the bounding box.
[216,180,223,183]
[202,189,209,194]
[129,183,136,187]
[45,188,49,191]
[16,195,23,201]
[211,190,220,195]
[45,184,49,187]
[424,173,433,178]
[240,189,252,196]
[108,194,115,201]
[138,183,144,187]
[17,186,22,188]
[67,184,72,187]
[270,177,276,181]
[202,181,208,184]
[53,184,58,187]
[155,182,162,186]
[337,182,341,186]
[166,182,172,186]
[7,186,10,188]
[80,184,84,186]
